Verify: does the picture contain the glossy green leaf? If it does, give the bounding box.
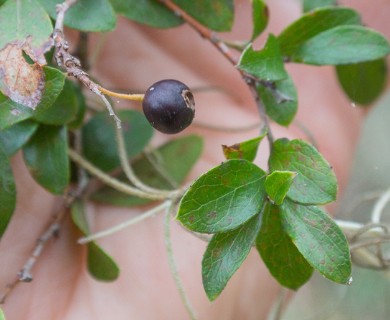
[0,308,5,320]
[222,132,266,162]
[71,200,119,281]
[0,0,52,50]
[91,135,203,207]
[0,120,38,156]
[251,0,269,40]
[0,144,16,237]
[280,200,351,284]
[82,110,153,172]
[23,125,69,194]
[203,213,262,301]
[258,74,297,126]
[291,26,390,65]
[0,66,64,130]
[265,170,296,205]
[38,0,116,32]
[238,35,287,81]
[177,159,266,233]
[336,58,387,106]
[303,0,337,13]
[110,0,182,29]
[256,203,313,289]
[33,79,77,125]
[269,138,337,205]
[278,7,361,57]
[174,0,234,32]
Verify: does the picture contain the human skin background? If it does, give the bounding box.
[0,0,389,319]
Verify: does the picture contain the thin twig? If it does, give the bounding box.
[164,203,197,320]
[99,87,144,101]
[371,188,390,224]
[78,201,170,244]
[159,0,275,148]
[193,120,261,133]
[68,148,174,200]
[0,189,81,304]
[52,0,121,128]
[115,127,174,197]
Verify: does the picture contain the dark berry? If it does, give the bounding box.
[142,79,195,134]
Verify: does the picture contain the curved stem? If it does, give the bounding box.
[78,201,170,244]
[164,203,197,320]
[68,148,175,200]
[115,127,174,197]
[99,86,144,101]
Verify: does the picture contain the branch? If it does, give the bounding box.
[52,0,121,128]
[159,0,274,148]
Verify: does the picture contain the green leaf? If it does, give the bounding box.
[291,26,390,65]
[33,79,77,125]
[222,132,267,162]
[269,138,337,205]
[23,125,69,195]
[336,58,387,106]
[174,0,234,32]
[82,110,153,172]
[250,0,269,40]
[278,7,361,57]
[258,74,298,126]
[0,66,64,130]
[67,83,86,129]
[38,0,116,32]
[177,159,266,233]
[0,308,5,320]
[91,135,203,207]
[280,200,351,284]
[237,35,287,81]
[302,0,337,12]
[0,120,38,156]
[71,200,119,281]
[0,144,16,237]
[0,0,52,50]
[265,170,296,205]
[256,203,313,289]
[202,213,262,301]
[110,0,182,29]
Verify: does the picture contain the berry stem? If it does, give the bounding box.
[99,86,144,101]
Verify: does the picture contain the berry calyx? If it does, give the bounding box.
[142,79,195,134]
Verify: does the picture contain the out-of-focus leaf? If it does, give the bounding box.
[82,110,153,172]
[250,0,269,40]
[302,0,337,13]
[38,0,116,32]
[23,125,69,195]
[336,58,387,106]
[178,159,266,233]
[0,0,52,50]
[257,203,313,289]
[278,7,361,57]
[0,144,16,237]
[291,26,390,65]
[110,0,182,29]
[0,120,38,156]
[91,135,203,207]
[71,200,119,281]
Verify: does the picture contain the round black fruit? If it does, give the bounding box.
[142,79,195,134]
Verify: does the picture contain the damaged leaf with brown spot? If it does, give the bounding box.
[222,131,267,162]
[0,42,45,109]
